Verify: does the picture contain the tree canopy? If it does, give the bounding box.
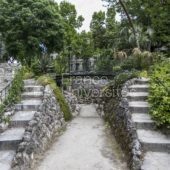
[103,0,170,51]
[0,0,66,64]
[0,0,169,67]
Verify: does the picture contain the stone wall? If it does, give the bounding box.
[101,78,142,170]
[0,63,20,83]
[64,91,80,117]
[72,78,109,104]
[12,85,79,170]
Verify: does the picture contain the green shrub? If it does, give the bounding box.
[121,50,163,71]
[0,68,25,122]
[148,59,170,129]
[37,75,72,121]
[31,55,53,75]
[96,50,114,73]
[112,66,122,72]
[110,71,138,89]
[23,69,34,80]
[103,71,138,94]
[138,70,148,78]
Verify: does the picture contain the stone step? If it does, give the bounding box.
[0,150,15,170]
[132,113,155,130]
[11,111,36,127]
[135,78,149,85]
[129,101,150,113]
[0,128,25,150]
[129,84,149,92]
[15,99,41,111]
[21,92,43,100]
[127,92,148,101]
[141,151,170,170]
[24,79,38,86]
[137,129,170,152]
[24,85,43,92]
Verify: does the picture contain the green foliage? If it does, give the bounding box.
[112,66,122,72]
[0,0,64,64]
[148,60,170,129]
[37,75,72,121]
[120,50,162,71]
[59,1,84,58]
[90,11,106,49]
[23,68,34,80]
[31,55,54,75]
[54,52,68,75]
[0,68,25,122]
[138,70,148,78]
[96,50,114,73]
[73,31,94,59]
[104,0,170,51]
[103,71,138,94]
[59,1,84,29]
[111,71,138,89]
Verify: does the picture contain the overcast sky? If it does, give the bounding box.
[56,0,108,32]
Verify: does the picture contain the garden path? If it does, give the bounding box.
[36,104,128,170]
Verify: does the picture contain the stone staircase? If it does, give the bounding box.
[127,78,170,170]
[0,79,43,170]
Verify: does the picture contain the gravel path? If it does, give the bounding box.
[36,104,128,170]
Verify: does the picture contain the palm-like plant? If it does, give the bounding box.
[129,25,155,51]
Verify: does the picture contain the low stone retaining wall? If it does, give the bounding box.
[102,78,142,170]
[64,91,80,117]
[12,85,79,170]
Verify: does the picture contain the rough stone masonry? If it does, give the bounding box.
[11,85,80,170]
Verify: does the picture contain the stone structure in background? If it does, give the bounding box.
[0,63,20,84]
[70,56,96,73]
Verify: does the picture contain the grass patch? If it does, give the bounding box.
[37,75,72,121]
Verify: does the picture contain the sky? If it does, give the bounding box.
[56,0,108,32]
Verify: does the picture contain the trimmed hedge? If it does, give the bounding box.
[148,60,170,129]
[37,75,72,121]
[0,68,24,123]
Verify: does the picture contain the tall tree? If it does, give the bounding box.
[105,5,118,49]
[0,0,64,65]
[90,11,106,49]
[118,0,140,49]
[59,1,84,57]
[104,0,170,50]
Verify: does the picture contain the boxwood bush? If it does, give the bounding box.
[148,59,170,129]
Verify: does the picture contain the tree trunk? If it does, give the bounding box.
[119,0,140,49]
